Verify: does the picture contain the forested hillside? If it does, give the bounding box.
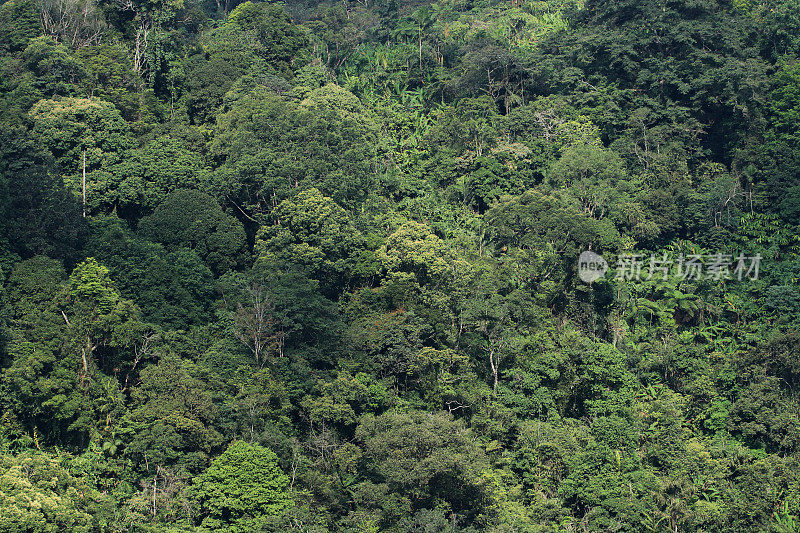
[2,0,800,530]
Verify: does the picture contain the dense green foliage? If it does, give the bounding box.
[1,0,800,530]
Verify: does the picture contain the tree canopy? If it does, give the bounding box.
[1,0,800,530]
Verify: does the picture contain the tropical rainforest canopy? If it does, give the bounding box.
[1,0,800,530]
